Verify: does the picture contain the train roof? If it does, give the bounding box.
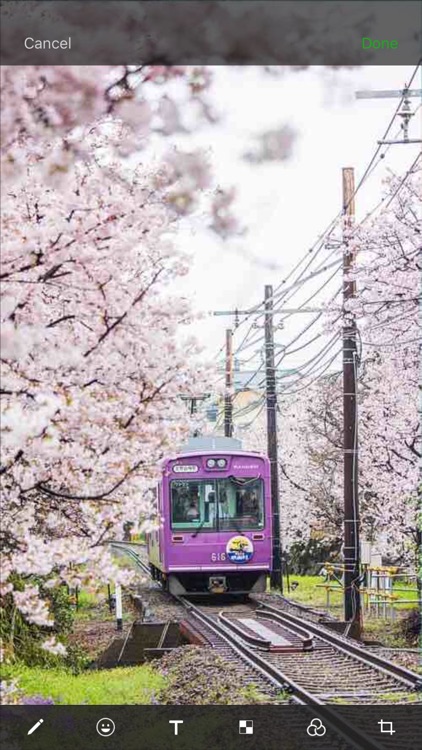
[179,436,243,452]
[160,449,267,466]
[159,436,267,467]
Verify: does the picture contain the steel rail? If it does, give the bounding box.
[218,608,314,652]
[179,597,387,750]
[218,610,273,650]
[273,593,337,621]
[110,542,421,691]
[109,541,151,576]
[258,601,422,691]
[177,596,293,693]
[256,609,314,651]
[108,542,418,747]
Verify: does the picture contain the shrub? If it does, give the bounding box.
[400,608,421,645]
[287,538,341,575]
[1,575,76,667]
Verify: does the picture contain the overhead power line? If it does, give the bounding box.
[210,64,421,419]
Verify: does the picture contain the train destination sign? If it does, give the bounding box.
[173,464,199,473]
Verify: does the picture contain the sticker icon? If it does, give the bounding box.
[226,535,254,564]
[306,718,326,737]
[96,718,115,737]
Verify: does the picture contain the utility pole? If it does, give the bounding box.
[224,328,233,438]
[264,285,282,591]
[342,167,361,631]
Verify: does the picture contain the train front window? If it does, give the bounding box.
[218,477,264,531]
[170,477,264,531]
[171,481,218,531]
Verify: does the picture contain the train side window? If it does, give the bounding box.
[149,484,159,513]
[157,483,162,511]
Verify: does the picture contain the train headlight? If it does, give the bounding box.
[217,458,227,468]
[206,458,216,468]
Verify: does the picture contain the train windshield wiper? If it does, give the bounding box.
[228,474,260,485]
[191,520,206,538]
[228,517,242,533]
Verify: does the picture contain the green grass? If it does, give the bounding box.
[3,664,165,705]
[330,692,420,705]
[238,683,280,703]
[73,586,132,623]
[76,588,101,608]
[72,586,112,622]
[282,575,343,608]
[361,618,420,648]
[281,575,419,611]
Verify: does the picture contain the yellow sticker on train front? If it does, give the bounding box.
[226,535,254,564]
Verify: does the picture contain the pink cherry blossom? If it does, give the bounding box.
[1,65,218,631]
[241,171,421,569]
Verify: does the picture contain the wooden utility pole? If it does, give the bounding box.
[342,168,361,630]
[264,285,282,591]
[224,328,233,438]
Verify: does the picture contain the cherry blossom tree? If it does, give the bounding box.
[0,63,324,648]
[278,377,343,550]
[239,170,421,574]
[349,171,421,569]
[1,65,225,650]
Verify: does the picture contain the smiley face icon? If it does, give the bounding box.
[96,718,115,737]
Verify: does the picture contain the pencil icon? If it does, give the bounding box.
[27,719,44,735]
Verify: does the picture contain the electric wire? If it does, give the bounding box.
[275,348,342,397]
[276,264,342,324]
[384,152,422,209]
[254,331,341,391]
[282,333,341,381]
[361,336,420,348]
[364,309,419,334]
[237,399,267,430]
[248,63,421,315]
[210,66,421,411]
[350,62,421,207]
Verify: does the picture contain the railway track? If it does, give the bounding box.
[177,597,418,750]
[110,541,421,697]
[110,541,421,748]
[110,541,152,576]
[255,600,422,696]
[182,598,421,700]
[258,591,339,623]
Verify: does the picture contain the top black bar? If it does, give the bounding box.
[1,1,421,66]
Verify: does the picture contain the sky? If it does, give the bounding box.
[172,64,421,378]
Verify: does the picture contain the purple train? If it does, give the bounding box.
[147,437,272,595]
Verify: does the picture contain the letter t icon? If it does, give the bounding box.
[169,720,184,736]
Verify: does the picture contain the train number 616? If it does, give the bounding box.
[211,552,226,562]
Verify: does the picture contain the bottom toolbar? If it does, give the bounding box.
[2,705,421,750]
